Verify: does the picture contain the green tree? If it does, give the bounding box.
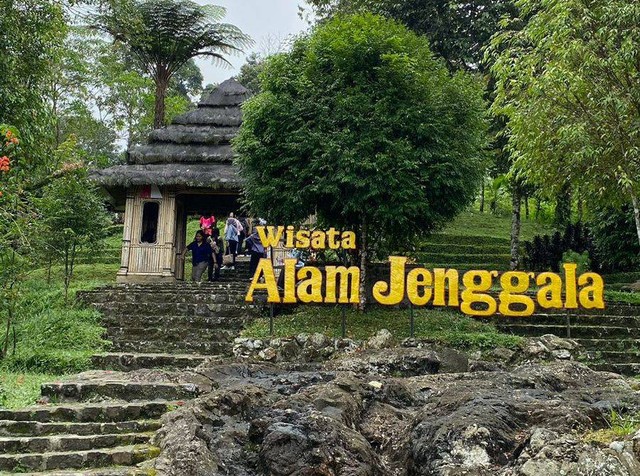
[93,0,251,128]
[235,14,487,306]
[0,125,30,359]
[235,53,266,94]
[304,0,517,72]
[36,140,110,301]
[0,0,67,159]
[490,0,640,247]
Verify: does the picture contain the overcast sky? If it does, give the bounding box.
[194,1,311,86]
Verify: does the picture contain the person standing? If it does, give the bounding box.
[245,226,265,277]
[182,230,213,282]
[223,214,240,269]
[199,212,216,280]
[238,216,250,255]
[199,211,216,236]
[210,227,224,281]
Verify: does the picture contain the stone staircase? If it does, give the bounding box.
[78,280,258,357]
[0,400,168,474]
[478,301,640,375]
[0,280,258,474]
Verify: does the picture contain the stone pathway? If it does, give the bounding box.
[0,279,257,474]
[477,301,640,375]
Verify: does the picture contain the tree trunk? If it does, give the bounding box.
[480,179,485,213]
[630,189,640,248]
[536,198,541,220]
[359,221,368,312]
[524,194,529,220]
[510,190,522,270]
[153,66,170,129]
[554,183,572,228]
[577,196,583,223]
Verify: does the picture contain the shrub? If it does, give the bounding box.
[523,222,595,272]
[588,205,640,273]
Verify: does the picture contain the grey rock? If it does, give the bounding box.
[258,347,277,362]
[552,349,572,360]
[306,333,328,349]
[295,333,309,346]
[367,329,395,349]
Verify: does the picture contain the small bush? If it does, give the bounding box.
[562,250,591,274]
[589,205,640,273]
[523,222,595,272]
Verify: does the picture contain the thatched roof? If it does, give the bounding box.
[89,163,242,189]
[90,78,249,190]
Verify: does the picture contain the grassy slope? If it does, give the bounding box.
[0,264,116,408]
[435,210,553,241]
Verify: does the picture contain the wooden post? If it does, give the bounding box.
[117,190,136,280]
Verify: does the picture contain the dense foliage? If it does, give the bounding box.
[235,14,487,274]
[304,0,517,71]
[588,206,640,273]
[491,0,640,246]
[523,222,595,272]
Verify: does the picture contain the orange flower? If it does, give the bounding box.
[5,130,12,139]
[0,156,10,172]
[11,137,18,145]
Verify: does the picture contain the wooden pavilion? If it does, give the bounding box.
[91,79,250,283]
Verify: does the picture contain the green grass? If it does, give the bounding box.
[242,305,524,350]
[410,211,554,270]
[583,410,640,445]
[435,210,553,241]
[605,291,640,305]
[0,263,116,408]
[0,371,66,409]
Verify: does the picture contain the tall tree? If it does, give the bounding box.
[235,13,487,306]
[304,0,517,72]
[0,0,67,157]
[93,0,251,128]
[490,0,640,247]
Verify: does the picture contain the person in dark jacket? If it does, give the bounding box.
[245,227,265,277]
[182,230,213,282]
[210,227,224,281]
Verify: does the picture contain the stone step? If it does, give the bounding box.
[485,314,640,328]
[588,362,640,376]
[40,381,201,403]
[579,350,640,364]
[20,468,153,476]
[100,314,251,330]
[93,301,256,318]
[0,402,171,423]
[468,303,640,317]
[0,432,151,454]
[0,419,161,437]
[109,339,231,355]
[91,353,208,372]
[85,290,250,304]
[104,326,240,343]
[547,304,640,317]
[78,282,250,295]
[0,444,159,472]
[494,324,638,339]
[574,339,640,352]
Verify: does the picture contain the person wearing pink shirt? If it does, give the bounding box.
[199,211,216,280]
[200,212,216,236]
